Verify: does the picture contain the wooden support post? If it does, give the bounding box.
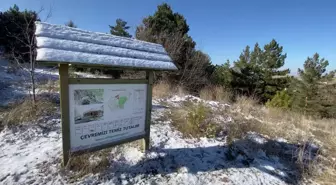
[59,64,70,166]
[142,71,153,152]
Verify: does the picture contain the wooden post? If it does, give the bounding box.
[59,64,70,166]
[142,71,153,152]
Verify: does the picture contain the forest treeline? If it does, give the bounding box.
[1,4,335,118]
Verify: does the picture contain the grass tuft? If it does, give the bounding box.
[65,149,110,180]
[2,98,56,126]
[153,81,186,99]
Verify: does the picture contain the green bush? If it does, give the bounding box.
[170,102,220,138]
[266,90,292,109]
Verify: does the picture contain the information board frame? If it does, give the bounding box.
[59,64,153,165]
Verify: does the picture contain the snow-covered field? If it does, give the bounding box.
[0,60,312,185]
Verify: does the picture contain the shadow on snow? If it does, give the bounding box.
[104,136,318,184]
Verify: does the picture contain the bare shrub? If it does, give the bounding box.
[121,70,146,79]
[38,79,59,93]
[153,81,172,99]
[153,81,186,99]
[171,84,186,97]
[295,143,320,177]
[200,85,233,103]
[136,27,212,92]
[2,98,56,126]
[69,66,80,78]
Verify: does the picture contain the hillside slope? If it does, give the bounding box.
[0,60,326,185]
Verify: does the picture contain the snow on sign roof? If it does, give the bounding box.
[34,22,177,70]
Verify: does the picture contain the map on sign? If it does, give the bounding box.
[107,90,132,111]
[68,84,147,152]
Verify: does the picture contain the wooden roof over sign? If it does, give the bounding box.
[34,22,177,71]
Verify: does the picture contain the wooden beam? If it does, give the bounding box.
[142,71,153,152]
[68,78,148,84]
[37,60,178,71]
[71,133,146,156]
[59,64,71,166]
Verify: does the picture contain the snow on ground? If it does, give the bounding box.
[0,60,304,185]
[0,59,59,106]
[0,113,291,185]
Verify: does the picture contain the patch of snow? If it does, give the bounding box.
[246,132,268,145]
[0,59,59,106]
[276,138,288,143]
[72,71,111,79]
[0,120,62,184]
[166,95,230,110]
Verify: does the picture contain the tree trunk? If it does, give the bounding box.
[30,46,36,104]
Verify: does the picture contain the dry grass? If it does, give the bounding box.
[64,140,145,181]
[2,98,56,126]
[225,95,336,183]
[65,149,110,180]
[232,95,262,118]
[199,85,233,103]
[189,85,335,183]
[226,115,264,144]
[153,81,186,99]
[153,81,172,98]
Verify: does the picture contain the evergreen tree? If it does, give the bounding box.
[107,18,132,78]
[219,40,290,102]
[109,19,132,38]
[213,61,232,88]
[65,20,77,28]
[290,53,336,118]
[260,39,290,101]
[140,3,189,36]
[230,44,263,97]
[0,5,39,62]
[266,90,292,109]
[135,3,213,91]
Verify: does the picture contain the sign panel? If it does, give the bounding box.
[68,84,147,152]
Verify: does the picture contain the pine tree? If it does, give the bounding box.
[230,44,263,97]
[226,40,290,102]
[290,53,336,118]
[259,39,290,102]
[135,3,213,91]
[106,19,132,78]
[0,4,38,62]
[213,61,232,88]
[65,20,77,28]
[109,19,132,38]
[140,3,189,36]
[266,90,292,109]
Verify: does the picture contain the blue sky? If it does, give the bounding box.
[1,0,335,73]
